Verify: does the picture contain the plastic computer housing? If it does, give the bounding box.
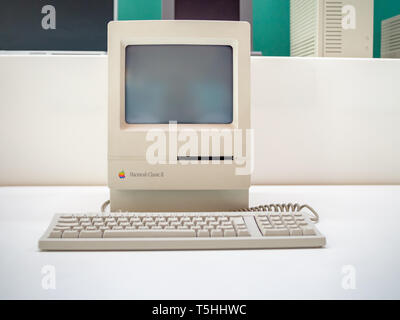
[290,0,374,57]
[107,20,251,212]
[381,14,400,59]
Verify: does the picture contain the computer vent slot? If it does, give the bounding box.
[290,0,318,57]
[381,14,400,58]
[323,0,343,55]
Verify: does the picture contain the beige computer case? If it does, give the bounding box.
[381,14,400,58]
[107,21,251,212]
[290,0,374,57]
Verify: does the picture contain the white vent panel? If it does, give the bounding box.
[382,14,400,58]
[323,0,343,56]
[290,0,318,57]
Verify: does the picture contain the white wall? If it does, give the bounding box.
[0,55,107,185]
[251,57,400,184]
[0,55,399,185]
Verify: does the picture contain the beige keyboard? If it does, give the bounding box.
[38,212,326,250]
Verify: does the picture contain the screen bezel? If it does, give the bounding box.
[120,38,239,131]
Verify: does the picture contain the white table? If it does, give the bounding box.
[1,186,399,299]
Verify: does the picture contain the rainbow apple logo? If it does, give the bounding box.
[118,170,126,179]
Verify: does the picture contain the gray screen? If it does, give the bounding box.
[125,45,233,124]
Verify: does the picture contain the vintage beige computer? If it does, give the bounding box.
[39,21,325,250]
[290,0,374,57]
[108,20,251,213]
[381,14,400,59]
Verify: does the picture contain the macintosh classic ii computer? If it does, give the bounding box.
[39,20,325,250]
[108,20,251,212]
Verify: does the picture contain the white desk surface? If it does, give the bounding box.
[0,185,399,300]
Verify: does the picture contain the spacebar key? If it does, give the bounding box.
[103,230,196,238]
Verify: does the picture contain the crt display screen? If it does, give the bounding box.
[125,45,233,124]
[175,0,240,21]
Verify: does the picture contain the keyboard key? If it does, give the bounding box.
[57,223,79,227]
[237,229,251,237]
[79,230,102,238]
[49,231,62,238]
[54,226,71,231]
[289,229,303,236]
[263,229,289,236]
[103,229,196,238]
[221,221,233,226]
[224,229,236,237]
[62,230,79,238]
[184,222,194,227]
[231,217,244,224]
[58,218,78,223]
[302,227,316,236]
[81,222,92,227]
[211,229,223,237]
[197,230,209,237]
